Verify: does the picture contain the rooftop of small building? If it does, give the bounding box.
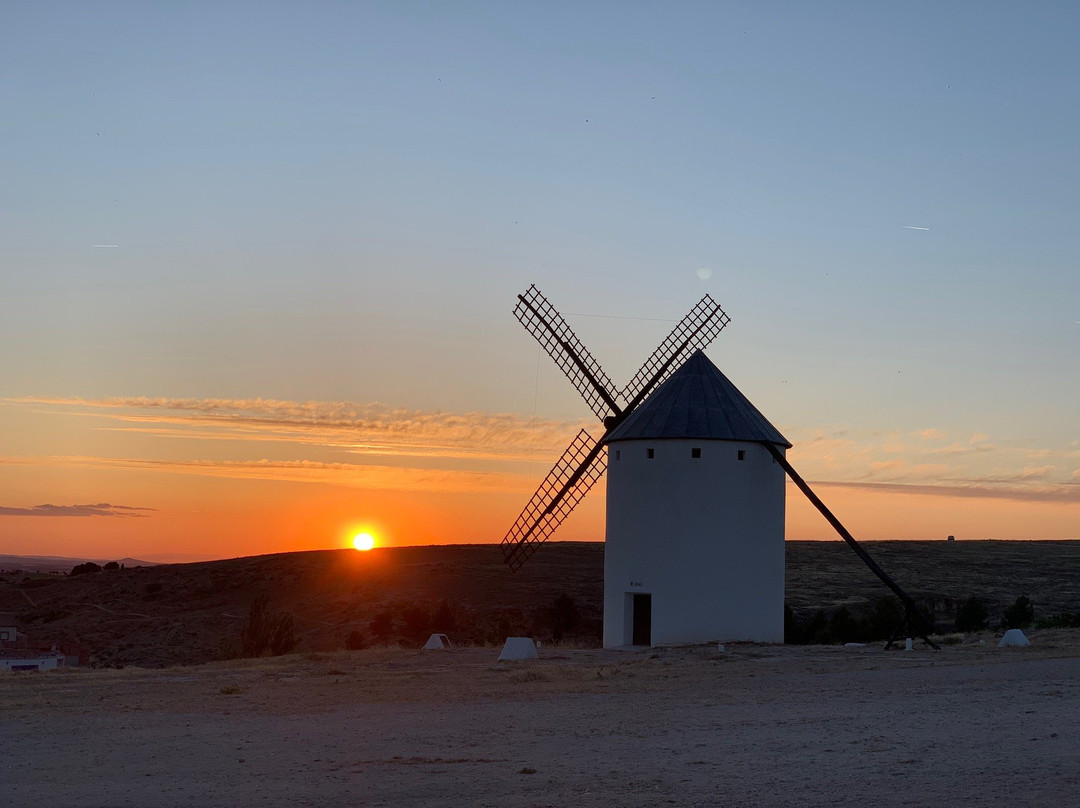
[605,350,791,447]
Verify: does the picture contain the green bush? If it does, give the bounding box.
[829,606,857,643]
[955,596,989,632]
[241,594,298,657]
[402,606,430,640]
[432,601,456,631]
[268,612,297,656]
[869,597,904,637]
[551,594,580,643]
[784,597,907,645]
[370,611,394,642]
[1003,596,1034,629]
[1034,612,1080,629]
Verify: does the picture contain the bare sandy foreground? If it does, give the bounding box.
[3,634,1079,808]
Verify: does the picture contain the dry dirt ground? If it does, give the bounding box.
[4,632,1080,807]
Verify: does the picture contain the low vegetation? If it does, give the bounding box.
[240,594,298,657]
[1034,612,1080,629]
[5,542,1080,666]
[954,596,989,632]
[784,597,906,645]
[1003,595,1035,629]
[786,593,1080,645]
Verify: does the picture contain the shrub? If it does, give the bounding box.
[785,607,827,644]
[241,594,298,657]
[1034,612,1080,629]
[1003,596,1034,629]
[370,611,394,642]
[868,597,904,637]
[432,600,456,631]
[268,612,297,656]
[402,606,430,640]
[70,562,102,577]
[829,606,857,643]
[785,598,909,645]
[22,608,72,624]
[551,594,580,643]
[955,596,989,632]
[783,605,803,643]
[103,561,120,571]
[346,629,367,650]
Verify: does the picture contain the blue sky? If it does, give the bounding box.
[2,2,1077,556]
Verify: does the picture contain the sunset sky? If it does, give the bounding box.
[3,3,1078,562]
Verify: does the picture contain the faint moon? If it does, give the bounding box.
[696,268,713,280]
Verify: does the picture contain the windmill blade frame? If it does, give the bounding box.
[620,294,730,408]
[501,429,607,572]
[503,287,733,573]
[514,285,622,423]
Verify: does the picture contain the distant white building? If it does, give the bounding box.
[1,649,65,671]
[603,351,789,647]
[0,615,20,645]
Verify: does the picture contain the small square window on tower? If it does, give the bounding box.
[737,449,746,461]
[646,448,655,459]
[691,447,701,458]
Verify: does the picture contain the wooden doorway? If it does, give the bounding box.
[631,593,652,646]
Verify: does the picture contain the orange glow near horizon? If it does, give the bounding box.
[3,474,1077,565]
[1,395,1077,562]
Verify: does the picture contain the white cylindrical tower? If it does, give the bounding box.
[602,351,789,647]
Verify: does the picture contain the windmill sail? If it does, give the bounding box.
[502,286,731,573]
[514,285,621,422]
[501,429,607,572]
[620,294,730,408]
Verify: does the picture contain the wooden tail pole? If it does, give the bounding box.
[763,442,940,650]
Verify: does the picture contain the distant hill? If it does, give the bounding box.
[2,541,1079,668]
[0,554,156,574]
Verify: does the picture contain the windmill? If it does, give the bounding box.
[500,284,729,572]
[501,284,937,649]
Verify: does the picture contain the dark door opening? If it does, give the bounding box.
[631,593,652,646]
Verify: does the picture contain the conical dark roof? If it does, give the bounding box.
[605,351,790,447]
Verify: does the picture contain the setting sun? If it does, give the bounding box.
[352,532,376,551]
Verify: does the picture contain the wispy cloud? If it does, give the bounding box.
[6,397,1075,508]
[810,479,1080,504]
[0,503,154,517]
[7,396,587,461]
[0,396,605,496]
[787,425,1078,505]
[0,454,549,495]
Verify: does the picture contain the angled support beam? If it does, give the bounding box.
[762,441,940,650]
